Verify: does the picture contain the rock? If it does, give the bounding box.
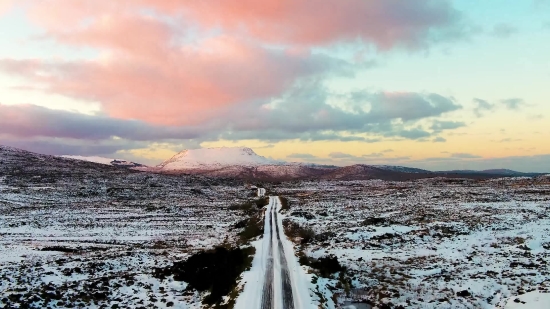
[457,290,471,297]
[362,217,387,226]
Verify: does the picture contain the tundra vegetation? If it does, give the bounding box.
[1,146,549,308]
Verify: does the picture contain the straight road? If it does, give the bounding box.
[260,192,295,309]
[235,188,313,309]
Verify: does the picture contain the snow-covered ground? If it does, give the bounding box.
[503,291,550,309]
[273,177,550,308]
[0,160,254,308]
[2,144,549,308]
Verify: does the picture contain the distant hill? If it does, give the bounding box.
[2,145,546,181]
[148,147,546,181]
[437,168,543,177]
[0,145,134,180]
[374,165,432,174]
[481,169,530,176]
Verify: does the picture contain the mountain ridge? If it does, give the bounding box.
[61,155,146,168]
[157,147,284,170]
[1,145,545,181]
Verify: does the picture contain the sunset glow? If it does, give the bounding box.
[1,0,549,171]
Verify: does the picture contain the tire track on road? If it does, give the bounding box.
[275,201,295,309]
[260,196,296,309]
[261,199,274,309]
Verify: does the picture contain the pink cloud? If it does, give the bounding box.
[25,1,121,30]
[2,0,462,126]
[0,35,322,125]
[173,0,460,49]
[0,0,15,15]
[53,15,173,61]
[24,0,461,50]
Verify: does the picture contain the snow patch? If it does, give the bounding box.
[504,291,550,309]
[157,147,285,170]
[61,155,144,167]
[61,155,119,165]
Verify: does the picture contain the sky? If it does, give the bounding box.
[0,0,549,172]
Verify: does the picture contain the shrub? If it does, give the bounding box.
[309,255,344,277]
[291,211,315,220]
[299,253,345,278]
[362,217,388,226]
[279,196,290,211]
[40,246,79,253]
[314,231,336,242]
[233,218,249,229]
[228,201,254,212]
[229,197,269,213]
[298,251,310,266]
[282,219,315,243]
[154,246,255,305]
[239,214,264,242]
[230,198,268,244]
[254,196,269,209]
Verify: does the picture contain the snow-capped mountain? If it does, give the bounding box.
[150,147,548,180]
[60,155,146,167]
[152,147,335,180]
[152,147,438,180]
[3,144,545,181]
[157,147,283,170]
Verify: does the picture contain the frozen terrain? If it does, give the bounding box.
[1,145,257,308]
[503,290,550,308]
[272,176,550,308]
[2,145,549,308]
